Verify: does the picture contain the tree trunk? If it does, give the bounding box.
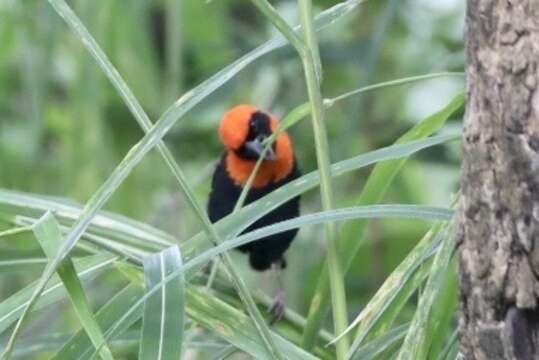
[458,1,539,359]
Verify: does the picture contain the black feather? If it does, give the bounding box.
[207,154,301,271]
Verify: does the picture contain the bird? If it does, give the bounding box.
[207,104,301,319]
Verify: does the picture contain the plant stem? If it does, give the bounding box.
[0,226,32,238]
[327,72,465,105]
[249,0,306,54]
[165,0,182,103]
[297,0,349,358]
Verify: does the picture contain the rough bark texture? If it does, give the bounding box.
[459,1,539,359]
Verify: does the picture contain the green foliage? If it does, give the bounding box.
[0,0,464,359]
[139,247,185,360]
[33,213,115,360]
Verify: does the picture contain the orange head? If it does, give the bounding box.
[219,105,295,188]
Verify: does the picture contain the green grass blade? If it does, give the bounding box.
[53,283,144,360]
[263,72,463,146]
[4,216,148,264]
[0,254,115,335]
[248,0,305,53]
[327,73,464,105]
[342,225,445,358]
[396,224,455,360]
[164,0,183,102]
[139,247,185,360]
[349,323,409,360]
[267,103,312,144]
[0,253,47,273]
[186,287,320,360]
[297,0,348,356]
[428,258,458,359]
[0,189,175,250]
[32,213,114,360]
[12,331,146,360]
[301,93,465,350]
[437,329,459,360]
[1,333,71,359]
[92,273,319,360]
[0,227,32,239]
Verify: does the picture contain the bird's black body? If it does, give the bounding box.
[208,155,301,271]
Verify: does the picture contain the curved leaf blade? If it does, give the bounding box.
[349,323,409,360]
[302,93,465,349]
[396,225,456,360]
[33,213,114,360]
[53,284,144,360]
[342,226,444,359]
[0,254,115,335]
[139,247,185,360]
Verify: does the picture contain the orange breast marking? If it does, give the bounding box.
[225,132,295,188]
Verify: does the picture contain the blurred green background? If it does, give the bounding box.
[0,0,464,358]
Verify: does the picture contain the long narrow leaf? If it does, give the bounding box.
[2,334,70,359]
[396,224,455,360]
[263,72,463,145]
[428,258,458,358]
[297,0,349,356]
[302,93,465,349]
[186,287,319,360]
[192,205,453,276]
[54,283,144,360]
[350,323,409,360]
[343,226,445,359]
[32,213,114,360]
[0,254,115,335]
[0,190,174,250]
[0,253,47,273]
[90,279,319,360]
[139,247,185,360]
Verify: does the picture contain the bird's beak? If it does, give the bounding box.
[245,138,277,160]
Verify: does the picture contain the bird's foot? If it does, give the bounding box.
[269,290,286,324]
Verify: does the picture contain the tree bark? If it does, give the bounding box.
[459,1,539,359]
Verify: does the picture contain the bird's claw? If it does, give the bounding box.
[269,291,286,324]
